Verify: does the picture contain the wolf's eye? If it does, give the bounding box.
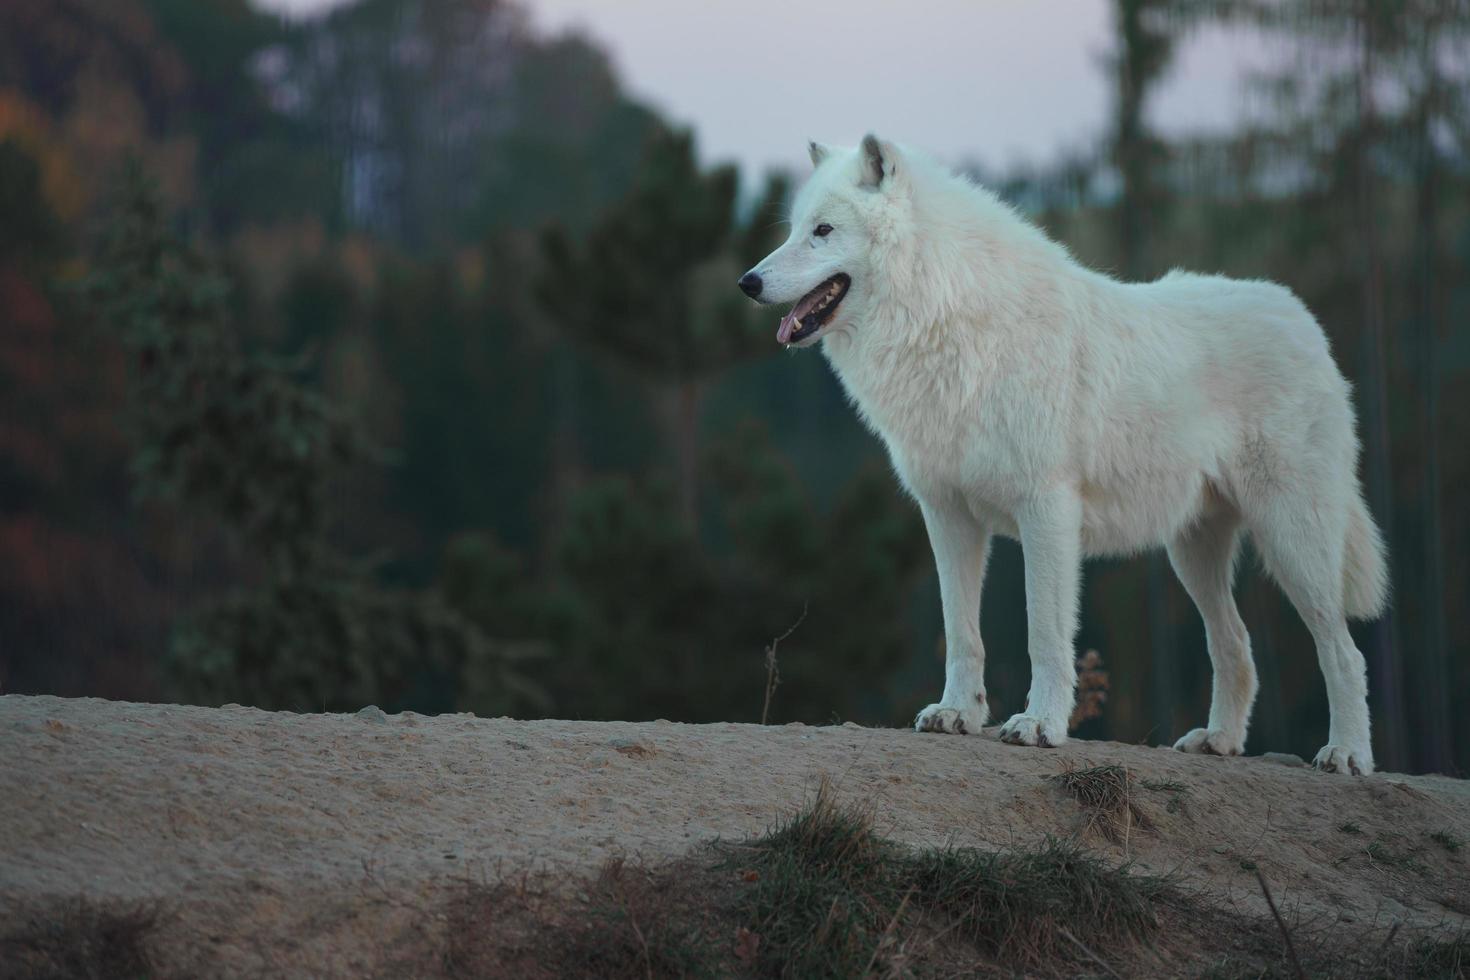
[814,223,833,238]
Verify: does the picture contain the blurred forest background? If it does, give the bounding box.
[0,0,1465,774]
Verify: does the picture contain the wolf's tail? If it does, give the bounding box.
[1343,489,1389,620]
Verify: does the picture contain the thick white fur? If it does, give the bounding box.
[745,136,1389,774]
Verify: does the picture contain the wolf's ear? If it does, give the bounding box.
[858,133,899,189]
[808,140,831,167]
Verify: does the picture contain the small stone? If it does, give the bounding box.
[1262,752,1306,768]
[356,705,388,724]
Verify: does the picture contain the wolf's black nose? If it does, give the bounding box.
[738,271,763,298]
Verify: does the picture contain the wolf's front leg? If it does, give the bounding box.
[914,498,991,735]
[999,489,1082,748]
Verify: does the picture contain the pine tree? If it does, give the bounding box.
[537,128,786,529]
[85,166,543,715]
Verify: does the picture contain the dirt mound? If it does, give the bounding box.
[2,695,1467,977]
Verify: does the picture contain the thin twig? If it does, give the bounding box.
[1056,926,1124,979]
[619,879,653,980]
[1255,870,1305,980]
[863,884,915,978]
[761,603,807,725]
[1122,766,1133,859]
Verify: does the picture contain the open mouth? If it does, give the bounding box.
[776,273,850,346]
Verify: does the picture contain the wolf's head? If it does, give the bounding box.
[738,134,910,348]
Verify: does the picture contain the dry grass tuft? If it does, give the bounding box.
[1050,763,1151,843]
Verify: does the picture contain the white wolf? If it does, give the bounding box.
[738,135,1389,774]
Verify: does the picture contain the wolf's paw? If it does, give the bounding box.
[1312,744,1373,776]
[1173,728,1244,757]
[997,713,1067,748]
[914,703,985,735]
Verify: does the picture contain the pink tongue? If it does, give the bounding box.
[776,289,823,344]
[776,310,801,344]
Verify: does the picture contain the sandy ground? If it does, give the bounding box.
[2,695,1468,976]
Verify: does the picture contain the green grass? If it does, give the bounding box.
[1339,822,1364,835]
[1429,830,1464,854]
[1195,956,1295,979]
[1143,777,1191,814]
[1365,837,1428,876]
[1372,932,1470,979]
[1143,778,1188,793]
[438,789,1464,978]
[1198,932,1470,980]
[906,838,1164,966]
[729,780,1166,977]
[732,784,897,978]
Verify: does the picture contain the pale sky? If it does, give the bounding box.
[251,0,1271,177]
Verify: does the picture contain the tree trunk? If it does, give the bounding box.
[1413,34,1450,773]
[1354,7,1407,772]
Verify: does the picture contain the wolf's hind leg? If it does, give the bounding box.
[1251,489,1373,774]
[1168,502,1256,757]
[914,498,991,735]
